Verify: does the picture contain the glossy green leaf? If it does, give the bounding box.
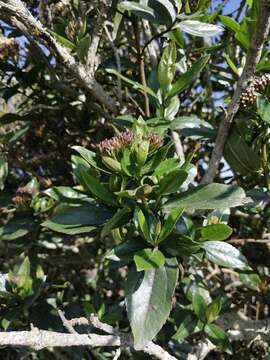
[161,235,201,256]
[177,20,223,37]
[239,271,262,291]
[137,208,153,244]
[158,207,184,243]
[119,1,154,20]
[170,115,215,140]
[158,42,177,89]
[192,291,207,322]
[50,31,76,50]
[126,258,178,349]
[204,323,232,354]
[101,207,131,238]
[154,158,180,177]
[224,130,261,175]
[107,240,146,262]
[42,202,113,234]
[44,186,87,202]
[82,172,116,205]
[72,146,109,173]
[157,169,188,195]
[173,312,197,340]
[219,15,240,33]
[148,0,177,25]
[136,140,150,168]
[0,217,37,241]
[202,241,249,270]
[163,184,248,212]
[201,224,233,241]
[134,248,165,271]
[206,297,222,323]
[167,55,210,99]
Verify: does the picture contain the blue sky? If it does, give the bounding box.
[212,0,241,15]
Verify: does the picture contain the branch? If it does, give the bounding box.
[0,312,176,360]
[201,0,270,183]
[0,0,117,114]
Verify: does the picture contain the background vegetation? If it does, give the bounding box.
[0,0,270,359]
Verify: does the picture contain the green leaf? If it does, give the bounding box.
[161,235,201,256]
[119,1,154,20]
[201,224,233,241]
[192,291,207,322]
[42,202,113,234]
[44,186,87,202]
[101,207,131,238]
[206,297,222,323]
[136,140,150,168]
[219,15,240,33]
[0,217,37,241]
[134,248,165,271]
[50,31,76,50]
[157,169,188,195]
[204,323,232,354]
[16,256,33,296]
[177,20,223,37]
[82,172,116,205]
[138,209,154,244]
[76,34,91,62]
[107,240,146,262]
[257,95,270,124]
[72,146,109,173]
[158,207,184,243]
[126,258,178,349]
[0,155,8,191]
[167,55,210,99]
[158,42,177,89]
[170,115,215,140]
[154,158,180,177]
[141,143,172,175]
[163,184,248,212]
[239,271,262,291]
[225,54,239,76]
[173,312,197,340]
[202,241,249,270]
[148,0,177,25]
[106,68,159,100]
[119,0,176,26]
[224,130,261,175]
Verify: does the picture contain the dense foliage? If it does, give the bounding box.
[0,0,270,359]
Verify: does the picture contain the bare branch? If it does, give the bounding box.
[0,312,176,360]
[0,0,117,114]
[201,0,270,183]
[0,326,177,360]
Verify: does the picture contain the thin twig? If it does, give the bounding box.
[202,0,270,183]
[133,18,150,117]
[0,0,117,113]
[104,23,123,106]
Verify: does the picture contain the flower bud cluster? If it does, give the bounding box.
[97,130,163,157]
[0,37,18,61]
[240,74,270,108]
